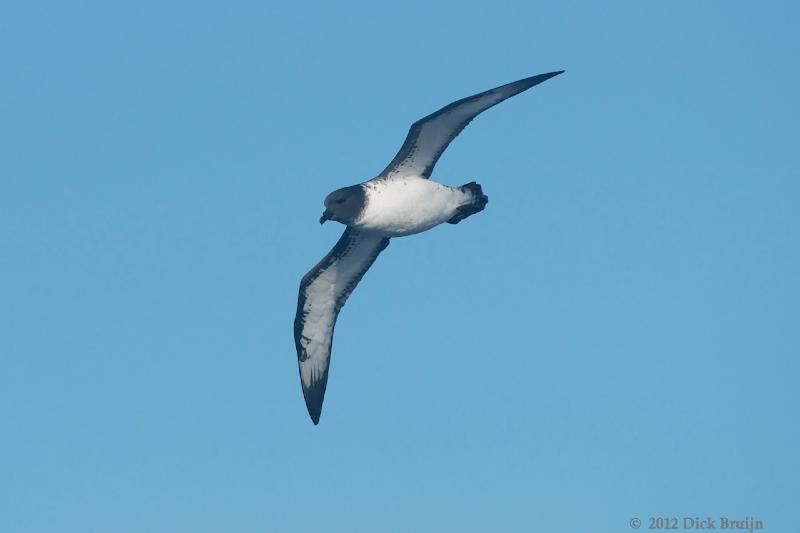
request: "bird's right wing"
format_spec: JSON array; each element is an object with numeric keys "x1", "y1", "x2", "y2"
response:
[
  {"x1": 376, "y1": 70, "x2": 564, "y2": 180},
  {"x1": 294, "y1": 227, "x2": 390, "y2": 424}
]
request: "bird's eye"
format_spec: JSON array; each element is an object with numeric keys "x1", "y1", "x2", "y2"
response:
[{"x1": 336, "y1": 198, "x2": 346, "y2": 204}]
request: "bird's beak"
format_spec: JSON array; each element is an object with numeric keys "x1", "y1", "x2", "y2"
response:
[{"x1": 319, "y1": 209, "x2": 332, "y2": 224}]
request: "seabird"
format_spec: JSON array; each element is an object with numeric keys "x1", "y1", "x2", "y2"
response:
[{"x1": 294, "y1": 71, "x2": 564, "y2": 424}]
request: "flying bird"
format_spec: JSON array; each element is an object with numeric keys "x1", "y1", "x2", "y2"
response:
[{"x1": 294, "y1": 70, "x2": 564, "y2": 424}]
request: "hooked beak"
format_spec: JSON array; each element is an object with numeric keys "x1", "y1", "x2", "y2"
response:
[{"x1": 319, "y1": 209, "x2": 332, "y2": 224}]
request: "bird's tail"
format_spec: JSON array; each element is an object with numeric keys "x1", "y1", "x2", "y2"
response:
[{"x1": 448, "y1": 182, "x2": 488, "y2": 224}]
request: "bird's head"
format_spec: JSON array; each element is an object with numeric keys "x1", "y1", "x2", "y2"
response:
[{"x1": 320, "y1": 185, "x2": 366, "y2": 225}]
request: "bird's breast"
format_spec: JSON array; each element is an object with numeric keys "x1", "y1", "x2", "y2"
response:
[{"x1": 353, "y1": 178, "x2": 468, "y2": 237}]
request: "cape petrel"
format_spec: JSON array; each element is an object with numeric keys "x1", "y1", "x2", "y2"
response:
[{"x1": 294, "y1": 71, "x2": 564, "y2": 424}]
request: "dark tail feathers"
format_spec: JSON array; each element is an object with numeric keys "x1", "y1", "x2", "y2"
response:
[{"x1": 447, "y1": 182, "x2": 488, "y2": 224}]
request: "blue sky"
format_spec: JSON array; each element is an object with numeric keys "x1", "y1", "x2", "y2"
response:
[{"x1": 1, "y1": 1, "x2": 798, "y2": 532}]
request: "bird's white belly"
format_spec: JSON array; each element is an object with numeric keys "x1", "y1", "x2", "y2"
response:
[{"x1": 354, "y1": 177, "x2": 469, "y2": 237}]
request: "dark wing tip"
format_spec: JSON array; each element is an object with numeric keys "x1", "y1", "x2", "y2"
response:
[
  {"x1": 519, "y1": 70, "x2": 565, "y2": 87},
  {"x1": 305, "y1": 394, "x2": 322, "y2": 425},
  {"x1": 302, "y1": 378, "x2": 326, "y2": 425}
]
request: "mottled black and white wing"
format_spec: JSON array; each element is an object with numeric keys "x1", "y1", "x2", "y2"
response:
[
  {"x1": 377, "y1": 71, "x2": 564, "y2": 180},
  {"x1": 294, "y1": 228, "x2": 390, "y2": 424}
]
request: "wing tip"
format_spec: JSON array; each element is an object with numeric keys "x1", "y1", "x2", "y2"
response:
[
  {"x1": 303, "y1": 382, "x2": 326, "y2": 425},
  {"x1": 531, "y1": 69, "x2": 566, "y2": 82},
  {"x1": 304, "y1": 394, "x2": 323, "y2": 425},
  {"x1": 507, "y1": 70, "x2": 565, "y2": 92}
]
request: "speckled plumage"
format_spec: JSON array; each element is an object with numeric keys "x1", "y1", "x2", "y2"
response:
[{"x1": 294, "y1": 71, "x2": 564, "y2": 424}]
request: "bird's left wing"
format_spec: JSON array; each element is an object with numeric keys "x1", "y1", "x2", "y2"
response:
[
  {"x1": 376, "y1": 70, "x2": 564, "y2": 180},
  {"x1": 294, "y1": 227, "x2": 390, "y2": 424}
]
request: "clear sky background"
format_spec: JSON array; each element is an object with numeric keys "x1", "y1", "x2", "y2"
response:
[{"x1": 1, "y1": 1, "x2": 798, "y2": 532}]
